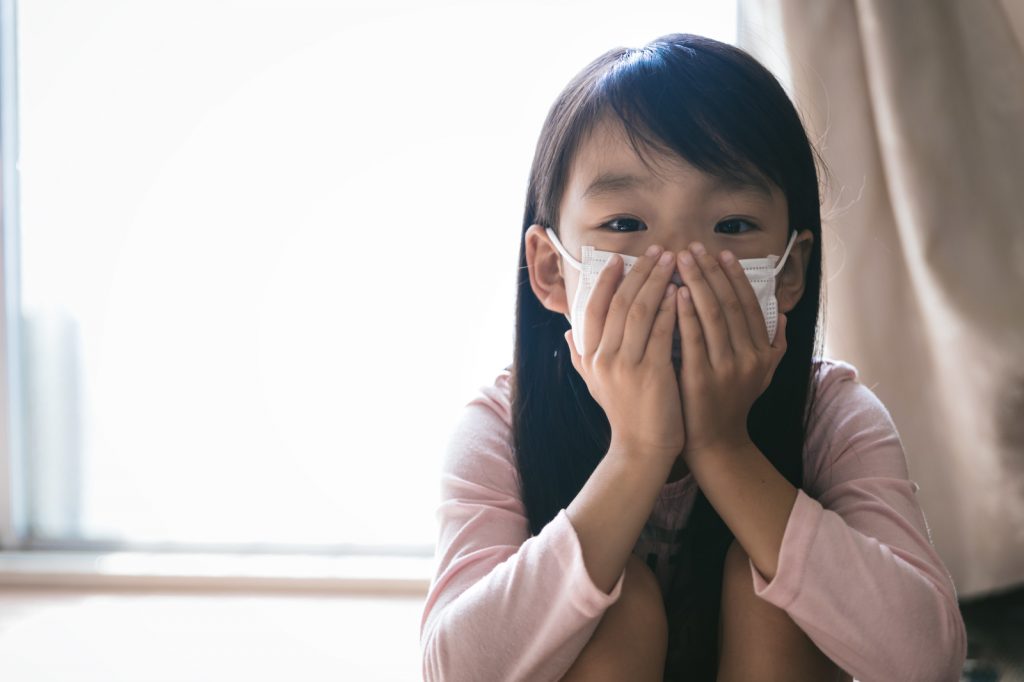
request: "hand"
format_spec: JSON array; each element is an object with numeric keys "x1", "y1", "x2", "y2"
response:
[
  {"x1": 563, "y1": 245, "x2": 685, "y2": 464},
  {"x1": 674, "y1": 241, "x2": 788, "y2": 460}
]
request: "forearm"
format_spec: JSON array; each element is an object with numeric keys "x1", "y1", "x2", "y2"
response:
[
  {"x1": 686, "y1": 440, "x2": 797, "y2": 582},
  {"x1": 422, "y1": 507, "x2": 629, "y2": 682},
  {"x1": 727, "y1": 482, "x2": 968, "y2": 681},
  {"x1": 566, "y1": 442, "x2": 675, "y2": 593}
]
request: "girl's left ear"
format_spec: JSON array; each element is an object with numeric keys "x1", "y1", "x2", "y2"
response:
[{"x1": 776, "y1": 229, "x2": 815, "y2": 314}]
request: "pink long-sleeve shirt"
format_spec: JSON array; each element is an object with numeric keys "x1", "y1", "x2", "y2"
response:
[{"x1": 419, "y1": 357, "x2": 967, "y2": 682}]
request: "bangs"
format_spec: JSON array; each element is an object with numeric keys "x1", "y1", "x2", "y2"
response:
[{"x1": 590, "y1": 40, "x2": 788, "y2": 198}]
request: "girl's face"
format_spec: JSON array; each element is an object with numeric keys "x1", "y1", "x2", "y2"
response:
[{"x1": 526, "y1": 114, "x2": 814, "y2": 333}]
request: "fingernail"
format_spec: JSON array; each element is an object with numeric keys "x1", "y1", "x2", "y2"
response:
[
  {"x1": 646, "y1": 244, "x2": 662, "y2": 257},
  {"x1": 679, "y1": 251, "x2": 695, "y2": 266},
  {"x1": 721, "y1": 250, "x2": 735, "y2": 264},
  {"x1": 691, "y1": 242, "x2": 706, "y2": 256},
  {"x1": 658, "y1": 251, "x2": 673, "y2": 267}
]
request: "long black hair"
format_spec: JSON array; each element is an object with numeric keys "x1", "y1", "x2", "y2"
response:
[{"x1": 510, "y1": 34, "x2": 828, "y2": 681}]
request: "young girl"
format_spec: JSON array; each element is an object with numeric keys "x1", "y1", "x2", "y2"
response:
[{"x1": 419, "y1": 34, "x2": 967, "y2": 682}]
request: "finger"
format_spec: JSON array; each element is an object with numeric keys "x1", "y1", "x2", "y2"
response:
[
  {"x1": 692, "y1": 245, "x2": 753, "y2": 360},
  {"x1": 721, "y1": 249, "x2": 771, "y2": 350},
  {"x1": 677, "y1": 285, "x2": 711, "y2": 374},
  {"x1": 771, "y1": 312, "x2": 788, "y2": 352},
  {"x1": 598, "y1": 245, "x2": 666, "y2": 356},
  {"x1": 643, "y1": 281, "x2": 678, "y2": 365},
  {"x1": 762, "y1": 313, "x2": 788, "y2": 394},
  {"x1": 580, "y1": 254, "x2": 624, "y2": 356},
  {"x1": 678, "y1": 244, "x2": 731, "y2": 369},
  {"x1": 564, "y1": 329, "x2": 583, "y2": 375},
  {"x1": 621, "y1": 250, "x2": 677, "y2": 364}
]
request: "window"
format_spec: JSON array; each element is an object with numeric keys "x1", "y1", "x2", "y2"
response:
[{"x1": 0, "y1": 0, "x2": 737, "y2": 555}]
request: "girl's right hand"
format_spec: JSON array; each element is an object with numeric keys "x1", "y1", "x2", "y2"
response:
[{"x1": 563, "y1": 245, "x2": 685, "y2": 464}]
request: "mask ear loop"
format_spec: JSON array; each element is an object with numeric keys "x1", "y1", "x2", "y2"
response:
[
  {"x1": 771, "y1": 229, "x2": 800, "y2": 278},
  {"x1": 545, "y1": 227, "x2": 583, "y2": 326},
  {"x1": 545, "y1": 227, "x2": 583, "y2": 271}
]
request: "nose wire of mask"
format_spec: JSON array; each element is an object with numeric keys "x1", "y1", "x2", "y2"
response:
[{"x1": 545, "y1": 227, "x2": 798, "y2": 353}]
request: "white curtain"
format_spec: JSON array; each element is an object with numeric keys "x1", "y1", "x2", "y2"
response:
[{"x1": 737, "y1": 0, "x2": 1024, "y2": 599}]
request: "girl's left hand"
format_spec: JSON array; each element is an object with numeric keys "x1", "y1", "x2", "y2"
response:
[{"x1": 674, "y1": 241, "x2": 788, "y2": 460}]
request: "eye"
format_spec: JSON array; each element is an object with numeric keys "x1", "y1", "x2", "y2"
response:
[
  {"x1": 715, "y1": 218, "x2": 758, "y2": 235},
  {"x1": 600, "y1": 216, "x2": 647, "y2": 232}
]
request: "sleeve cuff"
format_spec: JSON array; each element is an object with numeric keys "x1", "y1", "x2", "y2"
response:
[
  {"x1": 555, "y1": 508, "x2": 626, "y2": 615},
  {"x1": 749, "y1": 488, "x2": 823, "y2": 609}
]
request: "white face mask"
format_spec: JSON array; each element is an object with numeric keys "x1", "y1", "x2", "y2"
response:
[{"x1": 545, "y1": 227, "x2": 798, "y2": 356}]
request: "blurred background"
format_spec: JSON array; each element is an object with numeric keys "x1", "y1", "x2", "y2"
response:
[{"x1": 0, "y1": 0, "x2": 1020, "y2": 680}]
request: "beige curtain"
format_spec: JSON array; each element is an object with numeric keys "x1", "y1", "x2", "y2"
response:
[{"x1": 737, "y1": 0, "x2": 1024, "y2": 599}]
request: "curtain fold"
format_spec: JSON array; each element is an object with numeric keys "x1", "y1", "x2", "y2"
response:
[{"x1": 738, "y1": 0, "x2": 1024, "y2": 598}]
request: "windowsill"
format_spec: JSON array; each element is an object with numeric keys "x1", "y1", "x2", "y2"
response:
[{"x1": 0, "y1": 551, "x2": 433, "y2": 595}]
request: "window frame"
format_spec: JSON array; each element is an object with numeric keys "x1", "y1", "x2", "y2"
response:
[{"x1": 0, "y1": 1, "x2": 430, "y2": 590}]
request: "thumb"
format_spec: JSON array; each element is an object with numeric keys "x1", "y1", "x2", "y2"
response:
[
  {"x1": 772, "y1": 313, "x2": 788, "y2": 351},
  {"x1": 564, "y1": 330, "x2": 582, "y2": 374},
  {"x1": 764, "y1": 314, "x2": 787, "y2": 393}
]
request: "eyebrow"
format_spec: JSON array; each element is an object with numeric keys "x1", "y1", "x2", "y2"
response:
[
  {"x1": 708, "y1": 174, "x2": 775, "y2": 202},
  {"x1": 581, "y1": 172, "x2": 657, "y2": 200},
  {"x1": 580, "y1": 170, "x2": 774, "y2": 202}
]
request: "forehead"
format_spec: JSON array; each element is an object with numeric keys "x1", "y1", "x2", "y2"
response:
[
  {"x1": 568, "y1": 116, "x2": 686, "y2": 189},
  {"x1": 562, "y1": 115, "x2": 777, "y2": 207}
]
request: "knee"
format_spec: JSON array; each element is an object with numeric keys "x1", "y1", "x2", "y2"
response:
[
  {"x1": 718, "y1": 538, "x2": 846, "y2": 682},
  {"x1": 621, "y1": 553, "x2": 668, "y2": 640},
  {"x1": 611, "y1": 554, "x2": 669, "y2": 672},
  {"x1": 724, "y1": 537, "x2": 749, "y2": 576},
  {"x1": 602, "y1": 555, "x2": 669, "y2": 660},
  {"x1": 561, "y1": 554, "x2": 668, "y2": 681}
]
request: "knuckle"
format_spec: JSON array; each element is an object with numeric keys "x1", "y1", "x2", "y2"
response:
[
  {"x1": 628, "y1": 299, "x2": 650, "y2": 320},
  {"x1": 726, "y1": 298, "x2": 744, "y2": 316},
  {"x1": 608, "y1": 295, "x2": 628, "y2": 317},
  {"x1": 624, "y1": 263, "x2": 646, "y2": 284}
]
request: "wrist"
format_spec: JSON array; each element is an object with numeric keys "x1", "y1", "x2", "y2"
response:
[
  {"x1": 683, "y1": 436, "x2": 755, "y2": 464},
  {"x1": 607, "y1": 438, "x2": 682, "y2": 467}
]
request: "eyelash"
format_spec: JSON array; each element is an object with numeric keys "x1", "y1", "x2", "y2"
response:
[{"x1": 600, "y1": 216, "x2": 759, "y2": 234}]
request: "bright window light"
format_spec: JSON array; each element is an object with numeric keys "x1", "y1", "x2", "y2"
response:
[{"x1": 14, "y1": 0, "x2": 737, "y2": 551}]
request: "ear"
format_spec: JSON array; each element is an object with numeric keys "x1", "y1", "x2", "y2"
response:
[
  {"x1": 776, "y1": 229, "x2": 815, "y2": 314},
  {"x1": 525, "y1": 223, "x2": 572, "y2": 316}
]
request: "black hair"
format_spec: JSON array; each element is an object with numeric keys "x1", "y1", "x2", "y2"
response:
[{"x1": 510, "y1": 33, "x2": 827, "y2": 680}]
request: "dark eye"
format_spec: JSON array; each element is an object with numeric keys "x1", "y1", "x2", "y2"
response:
[
  {"x1": 715, "y1": 218, "x2": 758, "y2": 235},
  {"x1": 601, "y1": 216, "x2": 647, "y2": 232}
]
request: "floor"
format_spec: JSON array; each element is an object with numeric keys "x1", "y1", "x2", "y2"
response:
[
  {"x1": 0, "y1": 587, "x2": 424, "y2": 681},
  {"x1": 0, "y1": 584, "x2": 1020, "y2": 681}
]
